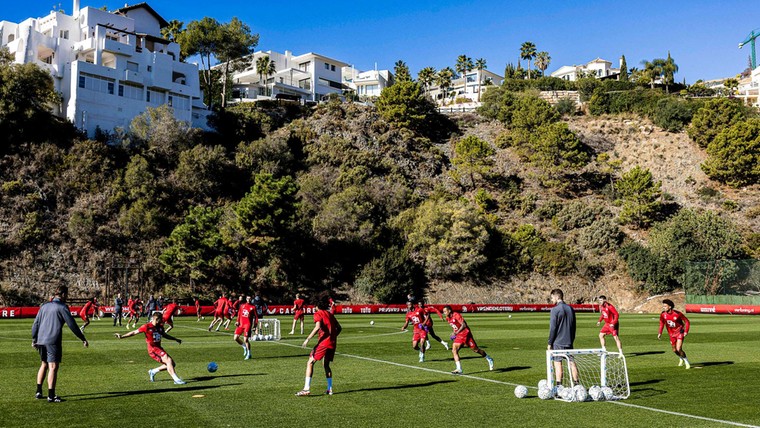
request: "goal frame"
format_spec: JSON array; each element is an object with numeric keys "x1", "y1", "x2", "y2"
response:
[
  {"x1": 546, "y1": 348, "x2": 630, "y2": 400},
  {"x1": 255, "y1": 318, "x2": 281, "y2": 341}
]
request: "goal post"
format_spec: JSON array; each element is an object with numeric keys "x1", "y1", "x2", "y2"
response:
[
  {"x1": 546, "y1": 348, "x2": 630, "y2": 400},
  {"x1": 254, "y1": 318, "x2": 281, "y2": 340}
]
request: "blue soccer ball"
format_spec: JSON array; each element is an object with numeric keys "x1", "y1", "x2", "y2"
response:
[{"x1": 207, "y1": 362, "x2": 218, "y2": 373}]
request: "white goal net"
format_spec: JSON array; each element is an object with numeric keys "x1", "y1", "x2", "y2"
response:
[
  {"x1": 546, "y1": 349, "x2": 630, "y2": 400},
  {"x1": 253, "y1": 318, "x2": 281, "y2": 341}
]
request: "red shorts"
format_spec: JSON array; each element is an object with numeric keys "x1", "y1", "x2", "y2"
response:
[
  {"x1": 294, "y1": 310, "x2": 304, "y2": 320},
  {"x1": 412, "y1": 325, "x2": 428, "y2": 343},
  {"x1": 162, "y1": 316, "x2": 174, "y2": 327},
  {"x1": 147, "y1": 345, "x2": 167, "y2": 363},
  {"x1": 234, "y1": 324, "x2": 252, "y2": 336},
  {"x1": 454, "y1": 332, "x2": 478, "y2": 350},
  {"x1": 214, "y1": 309, "x2": 224, "y2": 318},
  {"x1": 600, "y1": 323, "x2": 619, "y2": 336},
  {"x1": 668, "y1": 331, "x2": 685, "y2": 346},
  {"x1": 79, "y1": 312, "x2": 88, "y2": 322},
  {"x1": 311, "y1": 344, "x2": 335, "y2": 362}
]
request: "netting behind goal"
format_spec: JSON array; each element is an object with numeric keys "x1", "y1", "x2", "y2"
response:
[
  {"x1": 684, "y1": 259, "x2": 760, "y2": 305},
  {"x1": 254, "y1": 318, "x2": 281, "y2": 341},
  {"x1": 546, "y1": 349, "x2": 630, "y2": 400}
]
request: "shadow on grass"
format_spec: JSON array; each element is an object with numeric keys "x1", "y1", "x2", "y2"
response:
[
  {"x1": 426, "y1": 355, "x2": 482, "y2": 362},
  {"x1": 626, "y1": 351, "x2": 665, "y2": 357},
  {"x1": 629, "y1": 379, "x2": 663, "y2": 387},
  {"x1": 191, "y1": 373, "x2": 265, "y2": 381},
  {"x1": 338, "y1": 380, "x2": 457, "y2": 394},
  {"x1": 490, "y1": 365, "x2": 531, "y2": 374},
  {"x1": 68, "y1": 383, "x2": 241, "y2": 400},
  {"x1": 696, "y1": 361, "x2": 733, "y2": 368}
]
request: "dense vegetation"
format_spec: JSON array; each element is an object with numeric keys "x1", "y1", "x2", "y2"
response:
[{"x1": 0, "y1": 58, "x2": 757, "y2": 306}]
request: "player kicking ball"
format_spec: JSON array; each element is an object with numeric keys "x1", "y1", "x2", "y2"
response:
[
  {"x1": 442, "y1": 306, "x2": 493, "y2": 374},
  {"x1": 658, "y1": 299, "x2": 691, "y2": 369},
  {"x1": 115, "y1": 312, "x2": 186, "y2": 384}
]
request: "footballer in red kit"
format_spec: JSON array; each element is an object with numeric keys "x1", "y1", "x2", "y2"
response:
[
  {"x1": 115, "y1": 312, "x2": 186, "y2": 384},
  {"x1": 297, "y1": 294, "x2": 341, "y2": 396},
  {"x1": 400, "y1": 301, "x2": 429, "y2": 362},
  {"x1": 78, "y1": 298, "x2": 98, "y2": 332},
  {"x1": 234, "y1": 296, "x2": 258, "y2": 360},
  {"x1": 161, "y1": 300, "x2": 180, "y2": 332},
  {"x1": 417, "y1": 301, "x2": 450, "y2": 350},
  {"x1": 194, "y1": 296, "x2": 203, "y2": 321},
  {"x1": 442, "y1": 306, "x2": 493, "y2": 374},
  {"x1": 289, "y1": 293, "x2": 306, "y2": 335},
  {"x1": 208, "y1": 293, "x2": 228, "y2": 332},
  {"x1": 658, "y1": 299, "x2": 691, "y2": 369},
  {"x1": 596, "y1": 295, "x2": 623, "y2": 354}
]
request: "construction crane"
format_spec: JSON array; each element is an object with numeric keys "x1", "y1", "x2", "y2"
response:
[{"x1": 739, "y1": 29, "x2": 760, "y2": 70}]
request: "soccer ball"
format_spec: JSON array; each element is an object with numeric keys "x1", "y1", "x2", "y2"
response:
[
  {"x1": 257, "y1": 334, "x2": 263, "y2": 341},
  {"x1": 573, "y1": 385, "x2": 588, "y2": 402},
  {"x1": 265, "y1": 334, "x2": 273, "y2": 340},
  {"x1": 538, "y1": 379, "x2": 548, "y2": 390},
  {"x1": 554, "y1": 384, "x2": 565, "y2": 396},
  {"x1": 538, "y1": 387, "x2": 553, "y2": 400},
  {"x1": 559, "y1": 387, "x2": 574, "y2": 401},
  {"x1": 514, "y1": 385, "x2": 528, "y2": 398},
  {"x1": 264, "y1": 323, "x2": 269, "y2": 328},
  {"x1": 588, "y1": 386, "x2": 604, "y2": 401},
  {"x1": 601, "y1": 386, "x2": 614, "y2": 401},
  {"x1": 370, "y1": 320, "x2": 375, "y2": 325},
  {"x1": 207, "y1": 362, "x2": 218, "y2": 373}
]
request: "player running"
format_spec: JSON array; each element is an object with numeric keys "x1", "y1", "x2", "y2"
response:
[
  {"x1": 194, "y1": 296, "x2": 203, "y2": 322},
  {"x1": 658, "y1": 299, "x2": 691, "y2": 369},
  {"x1": 78, "y1": 298, "x2": 99, "y2": 332},
  {"x1": 208, "y1": 293, "x2": 230, "y2": 332},
  {"x1": 161, "y1": 299, "x2": 180, "y2": 333},
  {"x1": 400, "y1": 301, "x2": 429, "y2": 362},
  {"x1": 417, "y1": 301, "x2": 449, "y2": 350},
  {"x1": 442, "y1": 305, "x2": 493, "y2": 374},
  {"x1": 596, "y1": 295, "x2": 623, "y2": 354},
  {"x1": 126, "y1": 296, "x2": 142, "y2": 329},
  {"x1": 234, "y1": 296, "x2": 258, "y2": 360},
  {"x1": 289, "y1": 293, "x2": 305, "y2": 335},
  {"x1": 296, "y1": 295, "x2": 342, "y2": 396},
  {"x1": 115, "y1": 312, "x2": 186, "y2": 385},
  {"x1": 223, "y1": 295, "x2": 242, "y2": 330}
]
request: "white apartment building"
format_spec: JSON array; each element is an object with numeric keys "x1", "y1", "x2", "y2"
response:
[
  {"x1": 0, "y1": 1, "x2": 208, "y2": 136},
  {"x1": 428, "y1": 69, "x2": 504, "y2": 104},
  {"x1": 227, "y1": 50, "x2": 349, "y2": 103},
  {"x1": 550, "y1": 58, "x2": 621, "y2": 81},
  {"x1": 342, "y1": 68, "x2": 394, "y2": 100}
]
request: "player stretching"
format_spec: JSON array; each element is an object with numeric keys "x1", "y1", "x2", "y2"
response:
[
  {"x1": 115, "y1": 312, "x2": 186, "y2": 384},
  {"x1": 417, "y1": 301, "x2": 449, "y2": 350},
  {"x1": 596, "y1": 295, "x2": 623, "y2": 354},
  {"x1": 78, "y1": 298, "x2": 99, "y2": 332},
  {"x1": 234, "y1": 296, "x2": 258, "y2": 360},
  {"x1": 400, "y1": 301, "x2": 429, "y2": 362},
  {"x1": 297, "y1": 295, "x2": 342, "y2": 396},
  {"x1": 289, "y1": 293, "x2": 305, "y2": 335},
  {"x1": 208, "y1": 293, "x2": 229, "y2": 332},
  {"x1": 658, "y1": 299, "x2": 691, "y2": 369},
  {"x1": 161, "y1": 299, "x2": 180, "y2": 333},
  {"x1": 442, "y1": 306, "x2": 493, "y2": 374}
]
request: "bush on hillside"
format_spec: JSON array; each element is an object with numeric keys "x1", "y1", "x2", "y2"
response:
[
  {"x1": 701, "y1": 118, "x2": 760, "y2": 187},
  {"x1": 687, "y1": 97, "x2": 750, "y2": 148}
]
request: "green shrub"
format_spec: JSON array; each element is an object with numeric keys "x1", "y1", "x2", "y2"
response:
[
  {"x1": 618, "y1": 241, "x2": 675, "y2": 293},
  {"x1": 701, "y1": 118, "x2": 760, "y2": 187},
  {"x1": 555, "y1": 98, "x2": 578, "y2": 116},
  {"x1": 355, "y1": 247, "x2": 424, "y2": 303},
  {"x1": 688, "y1": 98, "x2": 749, "y2": 148},
  {"x1": 577, "y1": 218, "x2": 623, "y2": 253},
  {"x1": 534, "y1": 199, "x2": 563, "y2": 220},
  {"x1": 553, "y1": 200, "x2": 606, "y2": 230},
  {"x1": 652, "y1": 97, "x2": 693, "y2": 132}
]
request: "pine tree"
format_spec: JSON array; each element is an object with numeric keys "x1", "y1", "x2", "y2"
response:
[{"x1": 619, "y1": 55, "x2": 629, "y2": 82}]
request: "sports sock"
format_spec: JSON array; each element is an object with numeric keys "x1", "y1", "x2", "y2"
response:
[
  {"x1": 326, "y1": 377, "x2": 333, "y2": 390},
  {"x1": 441, "y1": 340, "x2": 447, "y2": 345},
  {"x1": 36, "y1": 384, "x2": 42, "y2": 394},
  {"x1": 48, "y1": 388, "x2": 55, "y2": 399},
  {"x1": 170, "y1": 372, "x2": 181, "y2": 382},
  {"x1": 455, "y1": 361, "x2": 462, "y2": 371},
  {"x1": 304, "y1": 377, "x2": 312, "y2": 391},
  {"x1": 149, "y1": 368, "x2": 158, "y2": 376}
]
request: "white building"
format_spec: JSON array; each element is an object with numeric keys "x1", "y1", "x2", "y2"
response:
[
  {"x1": 0, "y1": 1, "x2": 208, "y2": 136},
  {"x1": 550, "y1": 58, "x2": 621, "y2": 81},
  {"x1": 428, "y1": 69, "x2": 504, "y2": 104},
  {"x1": 227, "y1": 50, "x2": 349, "y2": 103},
  {"x1": 342, "y1": 68, "x2": 394, "y2": 100}
]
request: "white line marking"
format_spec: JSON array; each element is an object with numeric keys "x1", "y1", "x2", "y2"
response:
[{"x1": 609, "y1": 401, "x2": 759, "y2": 428}]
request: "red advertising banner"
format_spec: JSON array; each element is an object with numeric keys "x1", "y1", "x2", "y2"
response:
[{"x1": 685, "y1": 304, "x2": 760, "y2": 315}]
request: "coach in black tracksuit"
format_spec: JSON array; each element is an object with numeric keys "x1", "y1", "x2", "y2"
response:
[{"x1": 547, "y1": 288, "x2": 577, "y2": 387}]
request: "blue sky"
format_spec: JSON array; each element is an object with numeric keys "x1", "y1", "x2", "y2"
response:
[{"x1": 5, "y1": 1, "x2": 760, "y2": 82}]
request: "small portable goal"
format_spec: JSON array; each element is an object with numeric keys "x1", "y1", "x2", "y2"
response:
[
  {"x1": 546, "y1": 348, "x2": 630, "y2": 400},
  {"x1": 254, "y1": 318, "x2": 281, "y2": 341}
]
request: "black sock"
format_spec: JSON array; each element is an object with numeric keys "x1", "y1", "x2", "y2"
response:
[
  {"x1": 48, "y1": 388, "x2": 55, "y2": 398},
  {"x1": 36, "y1": 384, "x2": 42, "y2": 394}
]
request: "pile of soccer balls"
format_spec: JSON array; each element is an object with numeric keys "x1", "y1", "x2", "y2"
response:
[
  {"x1": 513, "y1": 379, "x2": 615, "y2": 402},
  {"x1": 251, "y1": 334, "x2": 274, "y2": 341}
]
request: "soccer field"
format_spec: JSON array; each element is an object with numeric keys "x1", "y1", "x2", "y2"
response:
[{"x1": 1, "y1": 312, "x2": 758, "y2": 427}]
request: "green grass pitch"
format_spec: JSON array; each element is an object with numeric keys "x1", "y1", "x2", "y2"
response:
[{"x1": 1, "y1": 312, "x2": 758, "y2": 427}]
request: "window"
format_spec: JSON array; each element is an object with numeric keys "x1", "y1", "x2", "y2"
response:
[
  {"x1": 324, "y1": 62, "x2": 330, "y2": 70},
  {"x1": 169, "y1": 93, "x2": 190, "y2": 111},
  {"x1": 147, "y1": 89, "x2": 165, "y2": 105},
  {"x1": 59, "y1": 30, "x2": 69, "y2": 39},
  {"x1": 299, "y1": 61, "x2": 311, "y2": 72},
  {"x1": 127, "y1": 62, "x2": 139, "y2": 72},
  {"x1": 118, "y1": 83, "x2": 143, "y2": 100},
  {"x1": 331, "y1": 65, "x2": 335, "y2": 72},
  {"x1": 78, "y1": 72, "x2": 115, "y2": 95},
  {"x1": 147, "y1": 65, "x2": 152, "y2": 72}
]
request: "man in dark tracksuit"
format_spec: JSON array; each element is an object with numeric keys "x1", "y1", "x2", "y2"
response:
[
  {"x1": 32, "y1": 285, "x2": 89, "y2": 402},
  {"x1": 113, "y1": 293, "x2": 124, "y2": 326},
  {"x1": 547, "y1": 288, "x2": 578, "y2": 388}
]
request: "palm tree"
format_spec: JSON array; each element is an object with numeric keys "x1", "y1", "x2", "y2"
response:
[
  {"x1": 256, "y1": 55, "x2": 276, "y2": 97},
  {"x1": 418, "y1": 66, "x2": 437, "y2": 98},
  {"x1": 161, "y1": 19, "x2": 184, "y2": 42},
  {"x1": 455, "y1": 55, "x2": 474, "y2": 98},
  {"x1": 474, "y1": 58, "x2": 487, "y2": 102},
  {"x1": 641, "y1": 59, "x2": 664, "y2": 89},
  {"x1": 534, "y1": 51, "x2": 551, "y2": 78},
  {"x1": 436, "y1": 67, "x2": 454, "y2": 104},
  {"x1": 661, "y1": 52, "x2": 678, "y2": 93},
  {"x1": 520, "y1": 41, "x2": 537, "y2": 79}
]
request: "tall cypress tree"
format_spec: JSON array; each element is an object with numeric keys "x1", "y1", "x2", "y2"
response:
[{"x1": 619, "y1": 55, "x2": 629, "y2": 82}]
